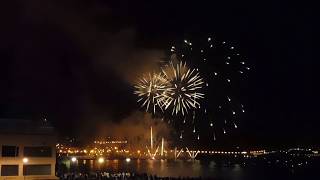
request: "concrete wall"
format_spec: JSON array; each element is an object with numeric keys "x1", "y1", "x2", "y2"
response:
[{"x1": 0, "y1": 134, "x2": 57, "y2": 180}]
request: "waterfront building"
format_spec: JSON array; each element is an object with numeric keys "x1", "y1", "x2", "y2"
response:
[{"x1": 0, "y1": 118, "x2": 57, "y2": 179}]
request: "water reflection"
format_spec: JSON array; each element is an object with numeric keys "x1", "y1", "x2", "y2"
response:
[{"x1": 73, "y1": 159, "x2": 316, "y2": 179}]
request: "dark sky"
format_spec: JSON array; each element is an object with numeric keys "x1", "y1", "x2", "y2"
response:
[{"x1": 0, "y1": 1, "x2": 318, "y2": 147}]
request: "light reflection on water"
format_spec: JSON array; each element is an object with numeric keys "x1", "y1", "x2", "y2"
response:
[{"x1": 77, "y1": 159, "x2": 245, "y2": 178}]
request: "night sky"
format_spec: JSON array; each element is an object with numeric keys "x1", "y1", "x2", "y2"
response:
[{"x1": 0, "y1": 1, "x2": 317, "y2": 147}]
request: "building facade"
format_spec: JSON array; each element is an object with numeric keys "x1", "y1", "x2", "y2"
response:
[{"x1": 0, "y1": 119, "x2": 57, "y2": 179}]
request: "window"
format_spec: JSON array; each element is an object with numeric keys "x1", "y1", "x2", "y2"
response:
[
  {"x1": 24, "y1": 146, "x2": 52, "y2": 157},
  {"x1": 1, "y1": 165, "x2": 19, "y2": 176},
  {"x1": 23, "y1": 165, "x2": 51, "y2": 175},
  {"x1": 1, "y1": 146, "x2": 19, "y2": 157}
]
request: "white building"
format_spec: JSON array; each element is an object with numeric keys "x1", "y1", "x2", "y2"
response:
[{"x1": 0, "y1": 118, "x2": 57, "y2": 179}]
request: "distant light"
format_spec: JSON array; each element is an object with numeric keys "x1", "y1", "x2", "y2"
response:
[
  {"x1": 125, "y1": 158, "x2": 131, "y2": 162},
  {"x1": 98, "y1": 157, "x2": 104, "y2": 164},
  {"x1": 230, "y1": 46, "x2": 234, "y2": 49},
  {"x1": 210, "y1": 123, "x2": 213, "y2": 127},
  {"x1": 22, "y1": 158, "x2": 29, "y2": 163},
  {"x1": 208, "y1": 37, "x2": 211, "y2": 41},
  {"x1": 71, "y1": 157, "x2": 77, "y2": 162}
]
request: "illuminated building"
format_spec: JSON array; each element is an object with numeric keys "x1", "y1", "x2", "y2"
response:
[{"x1": 0, "y1": 118, "x2": 57, "y2": 179}]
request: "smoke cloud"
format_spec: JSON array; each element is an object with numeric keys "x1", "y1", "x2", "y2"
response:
[
  {"x1": 0, "y1": 0, "x2": 168, "y2": 138},
  {"x1": 79, "y1": 111, "x2": 173, "y2": 148}
]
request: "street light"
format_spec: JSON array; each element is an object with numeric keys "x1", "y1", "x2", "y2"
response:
[
  {"x1": 98, "y1": 157, "x2": 104, "y2": 164},
  {"x1": 22, "y1": 157, "x2": 29, "y2": 163},
  {"x1": 71, "y1": 157, "x2": 77, "y2": 162},
  {"x1": 22, "y1": 158, "x2": 28, "y2": 180}
]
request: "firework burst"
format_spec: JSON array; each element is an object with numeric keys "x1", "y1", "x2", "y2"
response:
[
  {"x1": 161, "y1": 59, "x2": 204, "y2": 116},
  {"x1": 134, "y1": 73, "x2": 169, "y2": 114}
]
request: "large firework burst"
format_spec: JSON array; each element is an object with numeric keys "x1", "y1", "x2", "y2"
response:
[
  {"x1": 134, "y1": 35, "x2": 250, "y2": 142},
  {"x1": 161, "y1": 59, "x2": 204, "y2": 116},
  {"x1": 134, "y1": 73, "x2": 169, "y2": 114}
]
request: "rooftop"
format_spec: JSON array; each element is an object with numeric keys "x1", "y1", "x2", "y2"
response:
[{"x1": 0, "y1": 118, "x2": 55, "y2": 135}]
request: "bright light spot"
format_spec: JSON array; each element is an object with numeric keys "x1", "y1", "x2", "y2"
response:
[
  {"x1": 22, "y1": 158, "x2": 29, "y2": 163},
  {"x1": 98, "y1": 157, "x2": 104, "y2": 164},
  {"x1": 200, "y1": 49, "x2": 204, "y2": 53},
  {"x1": 222, "y1": 41, "x2": 226, "y2": 44},
  {"x1": 126, "y1": 158, "x2": 131, "y2": 162},
  {"x1": 225, "y1": 61, "x2": 229, "y2": 65},
  {"x1": 230, "y1": 46, "x2": 234, "y2": 49},
  {"x1": 234, "y1": 123, "x2": 238, "y2": 128},
  {"x1": 210, "y1": 44, "x2": 213, "y2": 48},
  {"x1": 227, "y1": 79, "x2": 231, "y2": 82},
  {"x1": 214, "y1": 72, "x2": 218, "y2": 76},
  {"x1": 208, "y1": 37, "x2": 211, "y2": 41},
  {"x1": 227, "y1": 56, "x2": 231, "y2": 59},
  {"x1": 71, "y1": 157, "x2": 77, "y2": 162},
  {"x1": 210, "y1": 123, "x2": 213, "y2": 127}
]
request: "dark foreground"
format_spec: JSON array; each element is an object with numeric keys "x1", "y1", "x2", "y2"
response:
[{"x1": 59, "y1": 172, "x2": 211, "y2": 180}]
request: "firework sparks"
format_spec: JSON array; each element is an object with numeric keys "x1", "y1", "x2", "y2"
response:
[
  {"x1": 161, "y1": 60, "x2": 205, "y2": 116},
  {"x1": 134, "y1": 73, "x2": 169, "y2": 114},
  {"x1": 168, "y1": 36, "x2": 249, "y2": 140}
]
